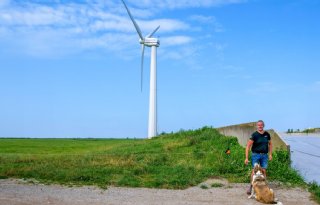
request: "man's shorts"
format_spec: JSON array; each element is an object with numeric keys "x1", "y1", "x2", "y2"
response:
[{"x1": 251, "y1": 153, "x2": 268, "y2": 169}]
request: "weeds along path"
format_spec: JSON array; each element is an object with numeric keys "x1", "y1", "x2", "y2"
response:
[{"x1": 0, "y1": 178, "x2": 317, "y2": 205}]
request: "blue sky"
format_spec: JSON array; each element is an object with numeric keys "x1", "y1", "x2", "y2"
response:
[{"x1": 0, "y1": 0, "x2": 319, "y2": 138}]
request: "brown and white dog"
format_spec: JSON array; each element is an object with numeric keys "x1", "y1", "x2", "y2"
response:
[{"x1": 248, "y1": 163, "x2": 282, "y2": 204}]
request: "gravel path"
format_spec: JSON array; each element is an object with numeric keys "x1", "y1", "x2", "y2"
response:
[{"x1": 0, "y1": 178, "x2": 317, "y2": 205}]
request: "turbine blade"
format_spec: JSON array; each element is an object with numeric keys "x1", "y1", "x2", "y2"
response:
[
  {"x1": 140, "y1": 44, "x2": 145, "y2": 92},
  {"x1": 146, "y1": 25, "x2": 160, "y2": 38},
  {"x1": 121, "y1": 0, "x2": 144, "y2": 40}
]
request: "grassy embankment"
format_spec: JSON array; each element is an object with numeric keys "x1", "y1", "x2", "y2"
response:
[{"x1": 0, "y1": 127, "x2": 319, "y2": 202}]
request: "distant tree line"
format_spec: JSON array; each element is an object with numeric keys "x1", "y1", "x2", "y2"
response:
[
  {"x1": 302, "y1": 128, "x2": 320, "y2": 133},
  {"x1": 287, "y1": 128, "x2": 320, "y2": 134},
  {"x1": 287, "y1": 129, "x2": 299, "y2": 133}
]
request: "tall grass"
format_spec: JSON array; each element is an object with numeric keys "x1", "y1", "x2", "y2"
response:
[{"x1": 0, "y1": 127, "x2": 315, "y2": 196}]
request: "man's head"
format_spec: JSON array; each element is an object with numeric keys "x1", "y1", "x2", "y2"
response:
[{"x1": 257, "y1": 120, "x2": 265, "y2": 132}]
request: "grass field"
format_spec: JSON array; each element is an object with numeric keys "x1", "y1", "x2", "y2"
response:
[{"x1": 0, "y1": 127, "x2": 319, "y2": 202}]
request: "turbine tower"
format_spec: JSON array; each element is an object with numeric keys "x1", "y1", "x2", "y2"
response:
[{"x1": 121, "y1": 0, "x2": 160, "y2": 139}]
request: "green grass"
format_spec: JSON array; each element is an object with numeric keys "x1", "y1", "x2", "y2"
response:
[
  {"x1": 200, "y1": 184, "x2": 209, "y2": 189},
  {"x1": 309, "y1": 182, "x2": 320, "y2": 203},
  {"x1": 0, "y1": 126, "x2": 319, "y2": 203},
  {"x1": 211, "y1": 182, "x2": 224, "y2": 188}
]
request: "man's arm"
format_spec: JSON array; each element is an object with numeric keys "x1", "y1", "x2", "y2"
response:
[
  {"x1": 245, "y1": 140, "x2": 254, "y2": 165},
  {"x1": 268, "y1": 140, "x2": 273, "y2": 161}
]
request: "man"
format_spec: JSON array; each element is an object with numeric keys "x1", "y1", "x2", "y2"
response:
[{"x1": 244, "y1": 120, "x2": 273, "y2": 195}]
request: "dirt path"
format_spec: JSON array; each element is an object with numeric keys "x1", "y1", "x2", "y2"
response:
[{"x1": 0, "y1": 178, "x2": 317, "y2": 205}]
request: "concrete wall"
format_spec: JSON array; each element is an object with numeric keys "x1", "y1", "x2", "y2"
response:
[{"x1": 217, "y1": 122, "x2": 289, "y2": 152}]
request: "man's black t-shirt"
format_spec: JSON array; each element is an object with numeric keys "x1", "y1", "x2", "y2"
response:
[{"x1": 250, "y1": 131, "x2": 271, "y2": 154}]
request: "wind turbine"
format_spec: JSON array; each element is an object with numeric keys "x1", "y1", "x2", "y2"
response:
[{"x1": 121, "y1": 0, "x2": 160, "y2": 139}]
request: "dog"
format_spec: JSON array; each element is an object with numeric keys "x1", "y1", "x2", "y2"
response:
[{"x1": 248, "y1": 163, "x2": 282, "y2": 204}]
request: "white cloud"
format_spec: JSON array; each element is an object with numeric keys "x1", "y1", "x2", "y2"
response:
[
  {"x1": 0, "y1": 0, "x2": 9, "y2": 8},
  {"x1": 159, "y1": 45, "x2": 200, "y2": 61},
  {"x1": 0, "y1": 0, "x2": 246, "y2": 58},
  {"x1": 190, "y1": 15, "x2": 224, "y2": 32},
  {"x1": 0, "y1": 5, "x2": 76, "y2": 26},
  {"x1": 79, "y1": 33, "x2": 137, "y2": 51},
  {"x1": 1, "y1": 28, "x2": 77, "y2": 57},
  {"x1": 0, "y1": 1, "x2": 191, "y2": 57},
  {"x1": 139, "y1": 19, "x2": 189, "y2": 34},
  {"x1": 190, "y1": 15, "x2": 215, "y2": 23},
  {"x1": 161, "y1": 36, "x2": 192, "y2": 47},
  {"x1": 90, "y1": 17, "x2": 189, "y2": 34},
  {"x1": 127, "y1": 0, "x2": 247, "y2": 9}
]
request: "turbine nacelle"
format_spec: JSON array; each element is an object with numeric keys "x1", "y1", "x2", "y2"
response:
[{"x1": 141, "y1": 38, "x2": 160, "y2": 47}]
